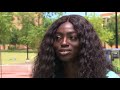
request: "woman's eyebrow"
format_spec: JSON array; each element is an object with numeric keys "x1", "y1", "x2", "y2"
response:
[
  {"x1": 67, "y1": 32, "x2": 77, "y2": 34},
  {"x1": 56, "y1": 31, "x2": 76, "y2": 34},
  {"x1": 55, "y1": 31, "x2": 77, "y2": 36},
  {"x1": 55, "y1": 32, "x2": 63, "y2": 35}
]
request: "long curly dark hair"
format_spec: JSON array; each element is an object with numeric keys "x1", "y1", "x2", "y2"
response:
[{"x1": 32, "y1": 15, "x2": 113, "y2": 78}]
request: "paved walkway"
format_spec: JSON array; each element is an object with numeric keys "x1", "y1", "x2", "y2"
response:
[
  {"x1": 1, "y1": 64, "x2": 120, "y2": 78},
  {"x1": 0, "y1": 64, "x2": 33, "y2": 78}
]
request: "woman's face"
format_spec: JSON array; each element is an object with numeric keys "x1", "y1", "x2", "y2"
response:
[{"x1": 53, "y1": 22, "x2": 80, "y2": 62}]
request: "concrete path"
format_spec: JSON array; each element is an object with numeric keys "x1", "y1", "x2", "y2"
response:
[{"x1": 0, "y1": 64, "x2": 32, "y2": 78}]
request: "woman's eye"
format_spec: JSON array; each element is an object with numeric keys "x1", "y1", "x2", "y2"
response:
[
  {"x1": 69, "y1": 36, "x2": 78, "y2": 41},
  {"x1": 55, "y1": 35, "x2": 62, "y2": 41}
]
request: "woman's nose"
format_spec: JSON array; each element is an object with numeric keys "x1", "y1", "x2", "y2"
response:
[{"x1": 61, "y1": 37, "x2": 69, "y2": 47}]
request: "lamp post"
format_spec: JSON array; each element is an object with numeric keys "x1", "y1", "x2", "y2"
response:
[
  {"x1": 26, "y1": 43, "x2": 29, "y2": 60},
  {"x1": 115, "y1": 12, "x2": 118, "y2": 48},
  {"x1": 24, "y1": 14, "x2": 29, "y2": 63}
]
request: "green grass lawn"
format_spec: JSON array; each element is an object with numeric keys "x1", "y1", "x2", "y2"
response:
[
  {"x1": 1, "y1": 51, "x2": 120, "y2": 73},
  {"x1": 1, "y1": 52, "x2": 37, "y2": 65},
  {"x1": 112, "y1": 59, "x2": 120, "y2": 73}
]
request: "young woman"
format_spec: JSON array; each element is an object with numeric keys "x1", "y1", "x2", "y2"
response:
[{"x1": 32, "y1": 15, "x2": 120, "y2": 78}]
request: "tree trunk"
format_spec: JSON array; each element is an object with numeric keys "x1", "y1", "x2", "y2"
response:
[{"x1": 3, "y1": 44, "x2": 5, "y2": 50}]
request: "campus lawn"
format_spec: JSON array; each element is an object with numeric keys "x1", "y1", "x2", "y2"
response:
[
  {"x1": 112, "y1": 59, "x2": 120, "y2": 73},
  {"x1": 1, "y1": 52, "x2": 120, "y2": 73},
  {"x1": 1, "y1": 52, "x2": 37, "y2": 65}
]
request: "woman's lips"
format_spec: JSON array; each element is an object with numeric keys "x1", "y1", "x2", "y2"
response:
[{"x1": 58, "y1": 49, "x2": 71, "y2": 56}]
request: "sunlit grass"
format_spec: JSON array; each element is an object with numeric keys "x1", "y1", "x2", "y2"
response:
[
  {"x1": 1, "y1": 52, "x2": 37, "y2": 65},
  {"x1": 1, "y1": 52, "x2": 120, "y2": 73},
  {"x1": 112, "y1": 59, "x2": 120, "y2": 73},
  {"x1": 112, "y1": 59, "x2": 120, "y2": 67}
]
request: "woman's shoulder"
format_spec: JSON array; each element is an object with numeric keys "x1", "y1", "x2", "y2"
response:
[{"x1": 106, "y1": 70, "x2": 120, "y2": 78}]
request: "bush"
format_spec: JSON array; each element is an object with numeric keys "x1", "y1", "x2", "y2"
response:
[
  {"x1": 113, "y1": 66, "x2": 120, "y2": 73},
  {"x1": 112, "y1": 59, "x2": 120, "y2": 73},
  {"x1": 8, "y1": 46, "x2": 16, "y2": 50}
]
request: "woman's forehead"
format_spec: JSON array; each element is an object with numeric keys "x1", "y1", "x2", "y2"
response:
[
  {"x1": 58, "y1": 22, "x2": 73, "y2": 29},
  {"x1": 56, "y1": 22, "x2": 75, "y2": 32}
]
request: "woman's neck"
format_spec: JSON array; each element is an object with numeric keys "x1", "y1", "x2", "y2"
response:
[{"x1": 63, "y1": 62, "x2": 78, "y2": 78}]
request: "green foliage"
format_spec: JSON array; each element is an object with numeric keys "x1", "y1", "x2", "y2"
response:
[
  {"x1": 14, "y1": 12, "x2": 35, "y2": 46},
  {"x1": 85, "y1": 13, "x2": 114, "y2": 43},
  {"x1": 10, "y1": 28, "x2": 20, "y2": 45},
  {"x1": 43, "y1": 12, "x2": 64, "y2": 19},
  {"x1": 43, "y1": 17, "x2": 53, "y2": 28},
  {"x1": 0, "y1": 12, "x2": 13, "y2": 44},
  {"x1": 0, "y1": 12, "x2": 64, "y2": 49},
  {"x1": 8, "y1": 45, "x2": 16, "y2": 50},
  {"x1": 11, "y1": 12, "x2": 64, "y2": 49},
  {"x1": 27, "y1": 26, "x2": 46, "y2": 49},
  {"x1": 106, "y1": 14, "x2": 120, "y2": 46},
  {"x1": 112, "y1": 59, "x2": 120, "y2": 73},
  {"x1": 107, "y1": 38, "x2": 115, "y2": 47}
]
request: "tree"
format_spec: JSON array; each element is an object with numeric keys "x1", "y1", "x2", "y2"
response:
[
  {"x1": 85, "y1": 13, "x2": 114, "y2": 46},
  {"x1": 0, "y1": 12, "x2": 13, "y2": 65},
  {"x1": 0, "y1": 12, "x2": 13, "y2": 49},
  {"x1": 11, "y1": 12, "x2": 64, "y2": 49},
  {"x1": 106, "y1": 14, "x2": 120, "y2": 47},
  {"x1": 9, "y1": 28, "x2": 20, "y2": 49},
  {"x1": 26, "y1": 13, "x2": 60, "y2": 49},
  {"x1": 18, "y1": 13, "x2": 34, "y2": 45}
]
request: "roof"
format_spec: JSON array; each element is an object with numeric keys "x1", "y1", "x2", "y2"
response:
[{"x1": 100, "y1": 12, "x2": 120, "y2": 18}]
